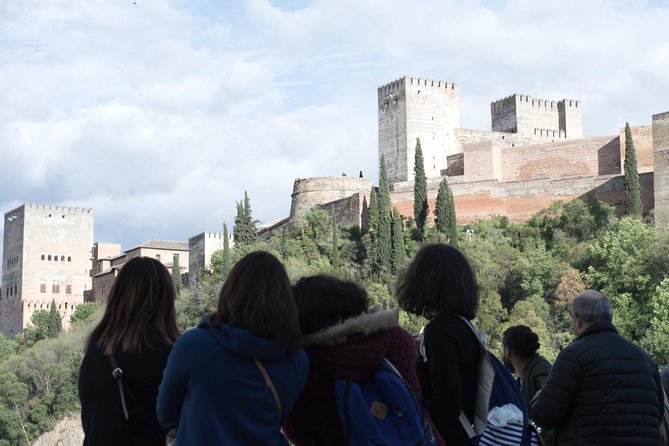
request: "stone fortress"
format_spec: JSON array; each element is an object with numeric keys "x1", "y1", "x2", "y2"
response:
[
  {"x1": 2, "y1": 76, "x2": 668, "y2": 336},
  {"x1": 377, "y1": 76, "x2": 668, "y2": 226}
]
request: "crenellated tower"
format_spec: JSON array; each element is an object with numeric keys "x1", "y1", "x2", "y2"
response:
[{"x1": 378, "y1": 76, "x2": 460, "y2": 184}]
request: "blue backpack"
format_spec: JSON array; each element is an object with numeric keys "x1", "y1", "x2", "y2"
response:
[
  {"x1": 455, "y1": 316, "x2": 541, "y2": 446},
  {"x1": 334, "y1": 358, "x2": 437, "y2": 446}
]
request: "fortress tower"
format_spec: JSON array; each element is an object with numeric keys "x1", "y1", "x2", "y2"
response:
[
  {"x1": 1, "y1": 204, "x2": 93, "y2": 337},
  {"x1": 378, "y1": 77, "x2": 460, "y2": 184},
  {"x1": 491, "y1": 94, "x2": 583, "y2": 139},
  {"x1": 653, "y1": 111, "x2": 669, "y2": 230}
]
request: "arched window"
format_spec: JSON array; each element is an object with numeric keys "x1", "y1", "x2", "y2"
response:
[
  {"x1": 54, "y1": 256, "x2": 59, "y2": 262},
  {"x1": 66, "y1": 284, "x2": 72, "y2": 294},
  {"x1": 40, "y1": 284, "x2": 46, "y2": 293},
  {"x1": 41, "y1": 255, "x2": 45, "y2": 260},
  {"x1": 48, "y1": 255, "x2": 52, "y2": 261},
  {"x1": 60, "y1": 255, "x2": 65, "y2": 261},
  {"x1": 67, "y1": 256, "x2": 71, "y2": 262}
]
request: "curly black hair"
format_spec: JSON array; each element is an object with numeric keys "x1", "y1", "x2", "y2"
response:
[
  {"x1": 396, "y1": 243, "x2": 478, "y2": 320},
  {"x1": 503, "y1": 325, "x2": 541, "y2": 359},
  {"x1": 292, "y1": 275, "x2": 369, "y2": 336}
]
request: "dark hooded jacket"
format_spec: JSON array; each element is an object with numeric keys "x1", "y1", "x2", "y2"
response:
[
  {"x1": 283, "y1": 309, "x2": 444, "y2": 446},
  {"x1": 529, "y1": 320, "x2": 664, "y2": 446},
  {"x1": 157, "y1": 316, "x2": 308, "y2": 446}
]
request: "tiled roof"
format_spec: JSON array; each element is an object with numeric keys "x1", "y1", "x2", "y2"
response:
[{"x1": 134, "y1": 240, "x2": 188, "y2": 251}]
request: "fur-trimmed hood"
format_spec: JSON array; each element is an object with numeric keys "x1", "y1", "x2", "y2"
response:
[{"x1": 304, "y1": 308, "x2": 399, "y2": 347}]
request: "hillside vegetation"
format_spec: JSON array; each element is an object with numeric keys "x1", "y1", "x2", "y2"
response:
[{"x1": 1, "y1": 198, "x2": 668, "y2": 445}]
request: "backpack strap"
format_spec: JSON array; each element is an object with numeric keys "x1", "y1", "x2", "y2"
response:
[
  {"x1": 254, "y1": 358, "x2": 283, "y2": 421},
  {"x1": 109, "y1": 355, "x2": 130, "y2": 420}
]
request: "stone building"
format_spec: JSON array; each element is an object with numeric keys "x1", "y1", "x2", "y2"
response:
[
  {"x1": 379, "y1": 76, "x2": 663, "y2": 223},
  {"x1": 1, "y1": 204, "x2": 93, "y2": 337},
  {"x1": 91, "y1": 240, "x2": 188, "y2": 305},
  {"x1": 187, "y1": 232, "x2": 232, "y2": 286}
]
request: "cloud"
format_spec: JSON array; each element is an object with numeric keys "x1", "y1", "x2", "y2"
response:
[{"x1": 0, "y1": 0, "x2": 668, "y2": 257}]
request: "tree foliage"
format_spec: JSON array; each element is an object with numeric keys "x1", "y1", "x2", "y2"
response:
[
  {"x1": 391, "y1": 208, "x2": 405, "y2": 274},
  {"x1": 623, "y1": 122, "x2": 643, "y2": 217},
  {"x1": 434, "y1": 178, "x2": 457, "y2": 246},
  {"x1": 413, "y1": 138, "x2": 428, "y2": 240},
  {"x1": 233, "y1": 191, "x2": 257, "y2": 245},
  {"x1": 377, "y1": 156, "x2": 392, "y2": 272}
]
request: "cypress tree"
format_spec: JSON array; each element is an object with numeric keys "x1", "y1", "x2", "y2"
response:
[
  {"x1": 172, "y1": 254, "x2": 181, "y2": 293},
  {"x1": 377, "y1": 155, "x2": 392, "y2": 272},
  {"x1": 47, "y1": 300, "x2": 62, "y2": 338},
  {"x1": 435, "y1": 178, "x2": 458, "y2": 246},
  {"x1": 331, "y1": 211, "x2": 339, "y2": 269},
  {"x1": 391, "y1": 207, "x2": 405, "y2": 273},
  {"x1": 623, "y1": 122, "x2": 643, "y2": 217},
  {"x1": 413, "y1": 138, "x2": 428, "y2": 240},
  {"x1": 367, "y1": 187, "x2": 379, "y2": 234},
  {"x1": 222, "y1": 223, "x2": 231, "y2": 276},
  {"x1": 233, "y1": 191, "x2": 257, "y2": 245}
]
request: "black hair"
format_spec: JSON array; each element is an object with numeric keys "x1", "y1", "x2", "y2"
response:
[
  {"x1": 396, "y1": 243, "x2": 478, "y2": 320},
  {"x1": 292, "y1": 275, "x2": 369, "y2": 336},
  {"x1": 503, "y1": 325, "x2": 541, "y2": 359}
]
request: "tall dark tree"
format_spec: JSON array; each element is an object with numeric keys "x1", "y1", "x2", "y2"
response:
[
  {"x1": 47, "y1": 300, "x2": 62, "y2": 338},
  {"x1": 233, "y1": 191, "x2": 257, "y2": 245},
  {"x1": 331, "y1": 210, "x2": 339, "y2": 269},
  {"x1": 413, "y1": 138, "x2": 428, "y2": 240},
  {"x1": 377, "y1": 155, "x2": 392, "y2": 272},
  {"x1": 623, "y1": 122, "x2": 643, "y2": 217},
  {"x1": 367, "y1": 187, "x2": 379, "y2": 234},
  {"x1": 172, "y1": 254, "x2": 181, "y2": 293},
  {"x1": 434, "y1": 178, "x2": 458, "y2": 246},
  {"x1": 391, "y1": 208, "x2": 405, "y2": 274},
  {"x1": 222, "y1": 223, "x2": 231, "y2": 276}
]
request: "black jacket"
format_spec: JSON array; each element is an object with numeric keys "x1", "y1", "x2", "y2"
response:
[
  {"x1": 79, "y1": 342, "x2": 171, "y2": 446},
  {"x1": 417, "y1": 314, "x2": 481, "y2": 446},
  {"x1": 529, "y1": 320, "x2": 663, "y2": 446}
]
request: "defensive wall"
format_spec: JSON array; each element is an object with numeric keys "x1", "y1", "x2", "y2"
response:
[
  {"x1": 289, "y1": 177, "x2": 372, "y2": 229},
  {"x1": 188, "y1": 232, "x2": 228, "y2": 286},
  {"x1": 491, "y1": 94, "x2": 583, "y2": 138},
  {"x1": 654, "y1": 112, "x2": 669, "y2": 230}
]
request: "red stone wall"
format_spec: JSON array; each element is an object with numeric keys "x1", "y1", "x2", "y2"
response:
[{"x1": 619, "y1": 125, "x2": 654, "y2": 173}]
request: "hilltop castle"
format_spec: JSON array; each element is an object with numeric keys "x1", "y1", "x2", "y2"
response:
[{"x1": 376, "y1": 76, "x2": 668, "y2": 226}]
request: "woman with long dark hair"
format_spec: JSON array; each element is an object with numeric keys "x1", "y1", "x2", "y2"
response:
[
  {"x1": 79, "y1": 256, "x2": 180, "y2": 446},
  {"x1": 397, "y1": 243, "x2": 480, "y2": 445},
  {"x1": 157, "y1": 251, "x2": 308, "y2": 445}
]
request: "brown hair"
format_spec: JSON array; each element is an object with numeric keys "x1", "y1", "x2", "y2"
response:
[
  {"x1": 86, "y1": 256, "x2": 180, "y2": 355},
  {"x1": 397, "y1": 243, "x2": 479, "y2": 320},
  {"x1": 210, "y1": 251, "x2": 302, "y2": 356}
]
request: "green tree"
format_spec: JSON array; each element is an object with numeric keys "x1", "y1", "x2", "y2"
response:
[
  {"x1": 434, "y1": 178, "x2": 457, "y2": 246},
  {"x1": 377, "y1": 155, "x2": 392, "y2": 272},
  {"x1": 391, "y1": 208, "x2": 405, "y2": 273},
  {"x1": 623, "y1": 122, "x2": 643, "y2": 217},
  {"x1": 46, "y1": 300, "x2": 62, "y2": 339},
  {"x1": 233, "y1": 191, "x2": 257, "y2": 245},
  {"x1": 69, "y1": 302, "x2": 98, "y2": 326},
  {"x1": 331, "y1": 211, "x2": 339, "y2": 269},
  {"x1": 172, "y1": 254, "x2": 181, "y2": 294},
  {"x1": 413, "y1": 138, "x2": 428, "y2": 240},
  {"x1": 641, "y1": 278, "x2": 669, "y2": 365},
  {"x1": 222, "y1": 223, "x2": 231, "y2": 275}
]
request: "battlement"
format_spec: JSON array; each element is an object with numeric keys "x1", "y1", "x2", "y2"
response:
[
  {"x1": 188, "y1": 232, "x2": 226, "y2": 242},
  {"x1": 533, "y1": 128, "x2": 566, "y2": 139},
  {"x1": 25, "y1": 203, "x2": 93, "y2": 213},
  {"x1": 378, "y1": 76, "x2": 457, "y2": 94}
]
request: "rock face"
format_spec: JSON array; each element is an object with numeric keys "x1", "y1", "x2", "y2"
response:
[{"x1": 32, "y1": 413, "x2": 83, "y2": 446}]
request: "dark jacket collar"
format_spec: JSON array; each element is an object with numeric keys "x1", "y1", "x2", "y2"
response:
[{"x1": 578, "y1": 319, "x2": 618, "y2": 338}]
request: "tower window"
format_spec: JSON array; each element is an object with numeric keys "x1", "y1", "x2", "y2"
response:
[
  {"x1": 48, "y1": 255, "x2": 52, "y2": 261},
  {"x1": 67, "y1": 256, "x2": 71, "y2": 262},
  {"x1": 40, "y1": 284, "x2": 46, "y2": 293},
  {"x1": 60, "y1": 255, "x2": 65, "y2": 261},
  {"x1": 41, "y1": 255, "x2": 45, "y2": 260},
  {"x1": 66, "y1": 284, "x2": 72, "y2": 294}
]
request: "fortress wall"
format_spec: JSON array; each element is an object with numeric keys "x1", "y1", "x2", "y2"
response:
[
  {"x1": 290, "y1": 177, "x2": 372, "y2": 228},
  {"x1": 390, "y1": 172, "x2": 654, "y2": 224},
  {"x1": 559, "y1": 99, "x2": 583, "y2": 138},
  {"x1": 499, "y1": 136, "x2": 617, "y2": 182},
  {"x1": 619, "y1": 125, "x2": 655, "y2": 173},
  {"x1": 463, "y1": 141, "x2": 502, "y2": 182},
  {"x1": 1, "y1": 206, "x2": 25, "y2": 335},
  {"x1": 188, "y1": 232, "x2": 226, "y2": 286},
  {"x1": 491, "y1": 95, "x2": 519, "y2": 132},
  {"x1": 378, "y1": 78, "x2": 408, "y2": 183},
  {"x1": 653, "y1": 112, "x2": 669, "y2": 230}
]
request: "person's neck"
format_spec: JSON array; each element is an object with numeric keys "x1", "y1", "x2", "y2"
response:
[{"x1": 514, "y1": 357, "x2": 529, "y2": 378}]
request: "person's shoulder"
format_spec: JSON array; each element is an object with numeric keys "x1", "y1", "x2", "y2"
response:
[{"x1": 172, "y1": 325, "x2": 216, "y2": 352}]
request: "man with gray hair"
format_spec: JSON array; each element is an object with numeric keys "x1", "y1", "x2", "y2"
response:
[{"x1": 530, "y1": 290, "x2": 664, "y2": 445}]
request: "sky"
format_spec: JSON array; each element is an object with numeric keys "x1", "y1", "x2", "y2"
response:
[{"x1": 1, "y1": 0, "x2": 669, "y2": 254}]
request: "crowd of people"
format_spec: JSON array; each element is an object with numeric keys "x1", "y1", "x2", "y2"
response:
[{"x1": 77, "y1": 244, "x2": 667, "y2": 445}]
